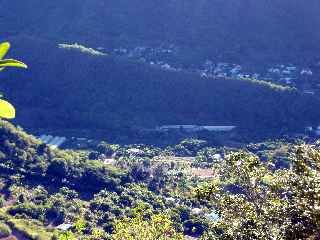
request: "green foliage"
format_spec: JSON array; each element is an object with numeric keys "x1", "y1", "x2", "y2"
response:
[
  {"x1": 0, "y1": 121, "x2": 129, "y2": 193},
  {"x1": 9, "y1": 202, "x2": 46, "y2": 220},
  {"x1": 9, "y1": 218, "x2": 56, "y2": 240},
  {"x1": 58, "y1": 43, "x2": 107, "y2": 56},
  {"x1": 58, "y1": 230, "x2": 77, "y2": 240},
  {"x1": 0, "y1": 222, "x2": 11, "y2": 238},
  {"x1": 0, "y1": 99, "x2": 15, "y2": 119},
  {"x1": 0, "y1": 59, "x2": 28, "y2": 69},
  {"x1": 0, "y1": 42, "x2": 27, "y2": 69},
  {"x1": 0, "y1": 42, "x2": 27, "y2": 119},
  {"x1": 96, "y1": 141, "x2": 114, "y2": 156},
  {"x1": 0, "y1": 196, "x2": 4, "y2": 208},
  {"x1": 169, "y1": 139, "x2": 208, "y2": 157},
  {"x1": 197, "y1": 145, "x2": 320, "y2": 239},
  {"x1": 4, "y1": 118, "x2": 320, "y2": 239},
  {"x1": 112, "y1": 213, "x2": 185, "y2": 240},
  {"x1": 74, "y1": 218, "x2": 86, "y2": 234}
]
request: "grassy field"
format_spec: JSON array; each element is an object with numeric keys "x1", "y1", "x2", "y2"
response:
[{"x1": 0, "y1": 207, "x2": 58, "y2": 240}]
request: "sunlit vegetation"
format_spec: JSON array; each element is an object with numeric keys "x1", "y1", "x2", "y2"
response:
[
  {"x1": 9, "y1": 218, "x2": 57, "y2": 240},
  {"x1": 0, "y1": 222, "x2": 11, "y2": 238},
  {"x1": 58, "y1": 43, "x2": 107, "y2": 56},
  {"x1": 1, "y1": 120, "x2": 320, "y2": 239},
  {"x1": 1, "y1": 2, "x2": 320, "y2": 239},
  {"x1": 0, "y1": 122, "x2": 204, "y2": 239},
  {"x1": 112, "y1": 213, "x2": 185, "y2": 240},
  {"x1": 0, "y1": 42, "x2": 27, "y2": 119},
  {"x1": 197, "y1": 145, "x2": 320, "y2": 239}
]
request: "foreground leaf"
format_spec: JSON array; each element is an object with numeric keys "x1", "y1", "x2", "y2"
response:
[
  {"x1": 0, "y1": 42, "x2": 10, "y2": 60},
  {"x1": 0, "y1": 59, "x2": 28, "y2": 69},
  {"x1": 0, "y1": 99, "x2": 15, "y2": 119}
]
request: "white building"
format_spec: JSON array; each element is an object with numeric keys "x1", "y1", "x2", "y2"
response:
[
  {"x1": 56, "y1": 223, "x2": 73, "y2": 231},
  {"x1": 301, "y1": 69, "x2": 313, "y2": 75},
  {"x1": 303, "y1": 90, "x2": 315, "y2": 95},
  {"x1": 157, "y1": 125, "x2": 202, "y2": 132},
  {"x1": 202, "y1": 126, "x2": 236, "y2": 132}
]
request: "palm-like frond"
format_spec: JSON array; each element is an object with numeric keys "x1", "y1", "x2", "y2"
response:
[
  {"x1": 0, "y1": 59, "x2": 28, "y2": 69},
  {"x1": 0, "y1": 42, "x2": 28, "y2": 70},
  {"x1": 0, "y1": 41, "x2": 27, "y2": 119},
  {"x1": 0, "y1": 42, "x2": 10, "y2": 60}
]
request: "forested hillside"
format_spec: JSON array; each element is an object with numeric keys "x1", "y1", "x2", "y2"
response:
[
  {"x1": 1, "y1": 118, "x2": 320, "y2": 239},
  {"x1": 0, "y1": 36, "x2": 319, "y2": 132},
  {"x1": 1, "y1": 2, "x2": 320, "y2": 239},
  {"x1": 1, "y1": 0, "x2": 320, "y2": 64},
  {"x1": 1, "y1": 1, "x2": 320, "y2": 133}
]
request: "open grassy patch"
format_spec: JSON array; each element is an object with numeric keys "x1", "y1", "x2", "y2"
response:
[
  {"x1": 8, "y1": 218, "x2": 57, "y2": 240},
  {"x1": 0, "y1": 221, "x2": 12, "y2": 238}
]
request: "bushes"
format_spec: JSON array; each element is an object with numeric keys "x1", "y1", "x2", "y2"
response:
[
  {"x1": 96, "y1": 142, "x2": 114, "y2": 156},
  {"x1": 168, "y1": 139, "x2": 208, "y2": 157},
  {"x1": 197, "y1": 145, "x2": 320, "y2": 239},
  {"x1": 0, "y1": 222, "x2": 11, "y2": 238},
  {"x1": 0, "y1": 121, "x2": 129, "y2": 193},
  {"x1": 8, "y1": 203, "x2": 45, "y2": 220},
  {"x1": 8, "y1": 218, "x2": 56, "y2": 240},
  {"x1": 112, "y1": 213, "x2": 185, "y2": 240},
  {"x1": 0, "y1": 195, "x2": 4, "y2": 208}
]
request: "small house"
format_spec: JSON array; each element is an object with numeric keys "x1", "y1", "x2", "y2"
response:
[{"x1": 56, "y1": 223, "x2": 73, "y2": 231}]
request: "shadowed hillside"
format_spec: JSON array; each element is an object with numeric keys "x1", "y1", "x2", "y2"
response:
[
  {"x1": 1, "y1": 0, "x2": 320, "y2": 64},
  {"x1": 0, "y1": 36, "x2": 319, "y2": 132},
  {"x1": 0, "y1": 1, "x2": 320, "y2": 133}
]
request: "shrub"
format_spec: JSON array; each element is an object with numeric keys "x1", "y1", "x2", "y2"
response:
[
  {"x1": 0, "y1": 195, "x2": 4, "y2": 208},
  {"x1": 96, "y1": 142, "x2": 114, "y2": 156},
  {"x1": 0, "y1": 222, "x2": 12, "y2": 238},
  {"x1": 112, "y1": 213, "x2": 185, "y2": 240},
  {"x1": 197, "y1": 145, "x2": 320, "y2": 239}
]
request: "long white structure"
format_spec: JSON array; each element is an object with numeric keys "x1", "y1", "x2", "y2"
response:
[
  {"x1": 39, "y1": 135, "x2": 67, "y2": 149},
  {"x1": 202, "y1": 126, "x2": 236, "y2": 131},
  {"x1": 157, "y1": 125, "x2": 236, "y2": 132}
]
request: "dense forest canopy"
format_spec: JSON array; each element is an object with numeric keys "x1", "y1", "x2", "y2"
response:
[
  {"x1": 0, "y1": 36, "x2": 318, "y2": 133},
  {"x1": 0, "y1": 1, "x2": 320, "y2": 133}
]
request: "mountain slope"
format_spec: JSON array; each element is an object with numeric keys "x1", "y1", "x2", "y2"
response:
[
  {"x1": 0, "y1": 2, "x2": 320, "y2": 133},
  {"x1": 1, "y1": 0, "x2": 320, "y2": 63},
  {"x1": 0, "y1": 36, "x2": 318, "y2": 132}
]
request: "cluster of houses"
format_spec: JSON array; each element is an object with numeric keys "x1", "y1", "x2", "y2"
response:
[
  {"x1": 264, "y1": 64, "x2": 313, "y2": 86},
  {"x1": 112, "y1": 45, "x2": 183, "y2": 72},
  {"x1": 113, "y1": 45, "x2": 176, "y2": 57},
  {"x1": 113, "y1": 44, "x2": 177, "y2": 65},
  {"x1": 199, "y1": 61, "x2": 315, "y2": 87},
  {"x1": 109, "y1": 44, "x2": 320, "y2": 94},
  {"x1": 199, "y1": 61, "x2": 245, "y2": 79},
  {"x1": 198, "y1": 61, "x2": 318, "y2": 94}
]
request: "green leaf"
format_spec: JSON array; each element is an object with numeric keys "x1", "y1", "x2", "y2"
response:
[
  {"x1": 0, "y1": 59, "x2": 28, "y2": 69},
  {"x1": 0, "y1": 42, "x2": 10, "y2": 60},
  {"x1": 0, "y1": 99, "x2": 15, "y2": 119}
]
